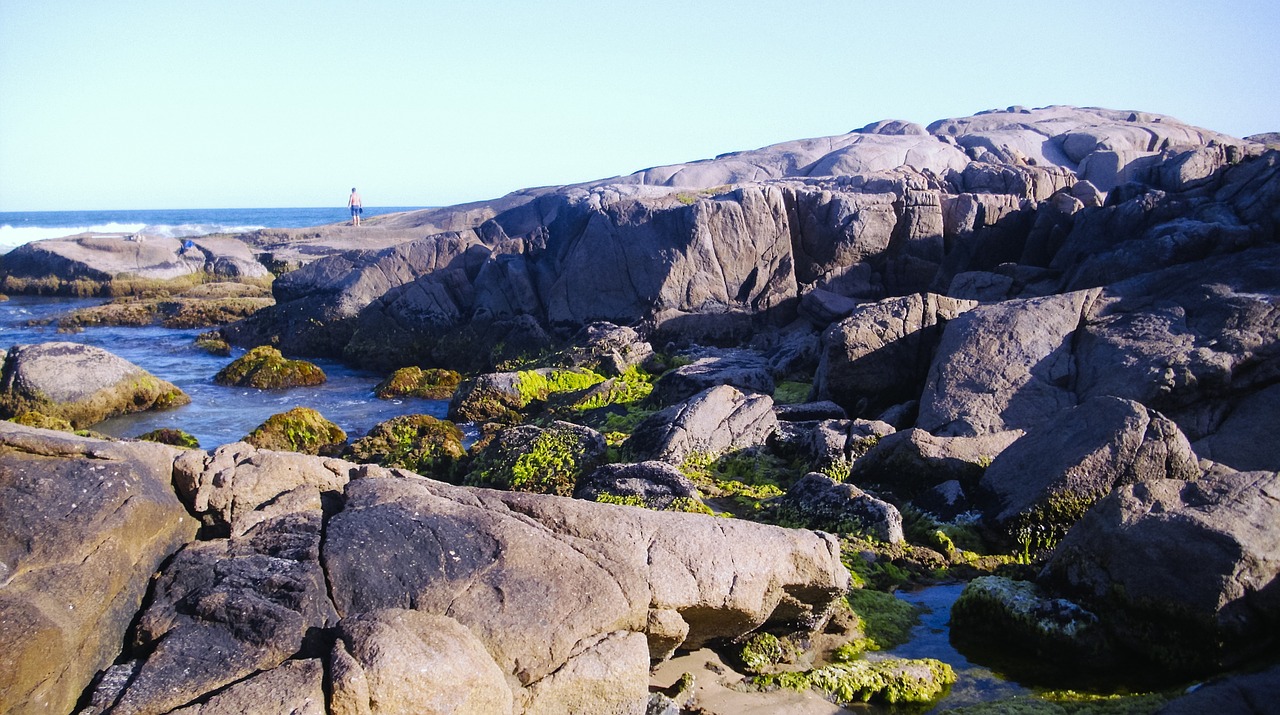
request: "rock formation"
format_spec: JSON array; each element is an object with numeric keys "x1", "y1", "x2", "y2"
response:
[{"x1": 0, "y1": 423, "x2": 850, "y2": 714}]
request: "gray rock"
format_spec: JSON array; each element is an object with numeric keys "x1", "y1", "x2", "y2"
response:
[
  {"x1": 917, "y1": 290, "x2": 1101, "y2": 436},
  {"x1": 107, "y1": 497, "x2": 337, "y2": 715},
  {"x1": 815, "y1": 293, "x2": 976, "y2": 419},
  {"x1": 323, "y1": 475, "x2": 850, "y2": 705},
  {"x1": 650, "y1": 348, "x2": 775, "y2": 407},
  {"x1": 773, "y1": 400, "x2": 847, "y2": 422},
  {"x1": 1156, "y1": 664, "x2": 1280, "y2": 714},
  {"x1": 1040, "y1": 469, "x2": 1280, "y2": 674},
  {"x1": 914, "y1": 480, "x2": 970, "y2": 520},
  {"x1": 849, "y1": 428, "x2": 1021, "y2": 498},
  {"x1": 0, "y1": 341, "x2": 189, "y2": 428},
  {"x1": 331, "y1": 609, "x2": 514, "y2": 715},
  {"x1": 0, "y1": 424, "x2": 197, "y2": 715},
  {"x1": 0, "y1": 233, "x2": 269, "y2": 290},
  {"x1": 1192, "y1": 383, "x2": 1280, "y2": 471},
  {"x1": 575, "y1": 461, "x2": 704, "y2": 511},
  {"x1": 626, "y1": 385, "x2": 778, "y2": 466},
  {"x1": 774, "y1": 473, "x2": 904, "y2": 543},
  {"x1": 981, "y1": 396, "x2": 1201, "y2": 542},
  {"x1": 949, "y1": 576, "x2": 1111, "y2": 666}
]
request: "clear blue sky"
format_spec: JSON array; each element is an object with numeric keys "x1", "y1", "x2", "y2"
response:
[{"x1": 1, "y1": 0, "x2": 1276, "y2": 211}]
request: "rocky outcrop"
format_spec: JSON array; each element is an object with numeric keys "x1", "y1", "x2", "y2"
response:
[
  {"x1": 0, "y1": 233, "x2": 271, "y2": 295},
  {"x1": 345, "y1": 413, "x2": 465, "y2": 478},
  {"x1": 0, "y1": 424, "x2": 197, "y2": 715},
  {"x1": 575, "y1": 461, "x2": 706, "y2": 511},
  {"x1": 372, "y1": 365, "x2": 462, "y2": 399},
  {"x1": 0, "y1": 423, "x2": 851, "y2": 714},
  {"x1": 0, "y1": 341, "x2": 189, "y2": 428},
  {"x1": 1039, "y1": 468, "x2": 1280, "y2": 675}
]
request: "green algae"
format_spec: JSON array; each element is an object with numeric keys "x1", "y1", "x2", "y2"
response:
[
  {"x1": 373, "y1": 367, "x2": 462, "y2": 400},
  {"x1": 244, "y1": 407, "x2": 347, "y2": 456},
  {"x1": 756, "y1": 657, "x2": 956, "y2": 706},
  {"x1": 346, "y1": 414, "x2": 465, "y2": 477},
  {"x1": 136, "y1": 428, "x2": 200, "y2": 449},
  {"x1": 214, "y1": 345, "x2": 327, "y2": 389}
]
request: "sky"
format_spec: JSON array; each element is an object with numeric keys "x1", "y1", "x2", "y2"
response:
[{"x1": 1, "y1": 0, "x2": 1277, "y2": 211}]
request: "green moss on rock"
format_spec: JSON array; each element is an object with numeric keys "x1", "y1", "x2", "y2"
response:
[
  {"x1": 374, "y1": 367, "x2": 463, "y2": 400},
  {"x1": 214, "y1": 345, "x2": 327, "y2": 389},
  {"x1": 136, "y1": 428, "x2": 200, "y2": 449},
  {"x1": 244, "y1": 407, "x2": 346, "y2": 456},
  {"x1": 845, "y1": 589, "x2": 921, "y2": 651},
  {"x1": 346, "y1": 414, "x2": 465, "y2": 477},
  {"x1": 9, "y1": 411, "x2": 74, "y2": 432},
  {"x1": 757, "y1": 657, "x2": 955, "y2": 706},
  {"x1": 466, "y1": 421, "x2": 606, "y2": 496}
]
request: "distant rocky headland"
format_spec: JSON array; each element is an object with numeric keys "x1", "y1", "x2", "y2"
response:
[{"x1": 1, "y1": 105, "x2": 1278, "y2": 714}]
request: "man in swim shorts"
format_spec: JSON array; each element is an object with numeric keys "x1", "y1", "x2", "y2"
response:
[{"x1": 348, "y1": 187, "x2": 363, "y2": 226}]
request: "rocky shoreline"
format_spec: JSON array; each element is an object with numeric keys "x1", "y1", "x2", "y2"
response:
[{"x1": 1, "y1": 105, "x2": 1278, "y2": 714}]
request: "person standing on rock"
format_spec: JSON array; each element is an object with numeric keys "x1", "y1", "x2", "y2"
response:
[{"x1": 348, "y1": 187, "x2": 363, "y2": 226}]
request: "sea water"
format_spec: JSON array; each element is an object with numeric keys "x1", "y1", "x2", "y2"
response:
[
  {"x1": 0, "y1": 206, "x2": 425, "y2": 252},
  {"x1": 0, "y1": 295, "x2": 447, "y2": 449}
]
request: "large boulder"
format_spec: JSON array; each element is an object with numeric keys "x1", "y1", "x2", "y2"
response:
[
  {"x1": 0, "y1": 341, "x2": 189, "y2": 428},
  {"x1": 1039, "y1": 468, "x2": 1280, "y2": 675},
  {"x1": 814, "y1": 293, "x2": 976, "y2": 418},
  {"x1": 980, "y1": 396, "x2": 1201, "y2": 544},
  {"x1": 626, "y1": 385, "x2": 778, "y2": 466},
  {"x1": 345, "y1": 413, "x2": 466, "y2": 478},
  {"x1": 848, "y1": 427, "x2": 1021, "y2": 498},
  {"x1": 916, "y1": 290, "x2": 1101, "y2": 436},
  {"x1": 0, "y1": 423, "x2": 198, "y2": 715},
  {"x1": 323, "y1": 475, "x2": 851, "y2": 711},
  {"x1": 243, "y1": 406, "x2": 348, "y2": 456}
]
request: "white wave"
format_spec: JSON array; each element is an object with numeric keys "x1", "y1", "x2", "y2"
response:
[{"x1": 0, "y1": 222, "x2": 267, "y2": 252}]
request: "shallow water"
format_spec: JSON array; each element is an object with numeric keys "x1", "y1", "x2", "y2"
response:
[
  {"x1": 880, "y1": 584, "x2": 1031, "y2": 713},
  {"x1": 0, "y1": 295, "x2": 447, "y2": 448}
]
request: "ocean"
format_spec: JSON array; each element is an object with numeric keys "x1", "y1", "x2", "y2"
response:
[{"x1": 0, "y1": 206, "x2": 426, "y2": 252}]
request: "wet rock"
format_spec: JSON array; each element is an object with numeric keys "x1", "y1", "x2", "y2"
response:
[
  {"x1": 243, "y1": 406, "x2": 347, "y2": 456},
  {"x1": 1040, "y1": 469, "x2": 1280, "y2": 674},
  {"x1": 950, "y1": 576, "x2": 1111, "y2": 666},
  {"x1": 0, "y1": 423, "x2": 197, "y2": 715},
  {"x1": 213, "y1": 345, "x2": 327, "y2": 388},
  {"x1": 626, "y1": 385, "x2": 777, "y2": 466},
  {"x1": 448, "y1": 367, "x2": 604, "y2": 423},
  {"x1": 136, "y1": 427, "x2": 200, "y2": 449},
  {"x1": 0, "y1": 341, "x2": 189, "y2": 428},
  {"x1": 773, "y1": 473, "x2": 904, "y2": 543},
  {"x1": 1156, "y1": 663, "x2": 1280, "y2": 714},
  {"x1": 914, "y1": 480, "x2": 970, "y2": 521}
]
